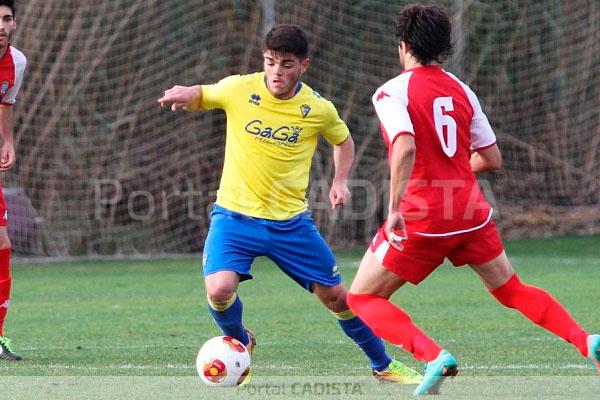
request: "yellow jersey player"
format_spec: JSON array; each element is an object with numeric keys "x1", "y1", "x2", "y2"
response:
[{"x1": 159, "y1": 24, "x2": 422, "y2": 383}]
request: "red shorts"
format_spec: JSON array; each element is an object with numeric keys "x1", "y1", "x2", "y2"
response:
[{"x1": 370, "y1": 220, "x2": 504, "y2": 285}]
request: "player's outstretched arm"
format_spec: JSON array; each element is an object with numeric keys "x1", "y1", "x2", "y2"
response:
[
  {"x1": 158, "y1": 85, "x2": 203, "y2": 112},
  {"x1": 329, "y1": 135, "x2": 354, "y2": 209},
  {"x1": 0, "y1": 105, "x2": 15, "y2": 171},
  {"x1": 471, "y1": 144, "x2": 502, "y2": 173}
]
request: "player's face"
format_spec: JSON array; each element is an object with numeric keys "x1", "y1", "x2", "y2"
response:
[
  {"x1": 263, "y1": 50, "x2": 309, "y2": 100},
  {"x1": 0, "y1": 6, "x2": 15, "y2": 49}
]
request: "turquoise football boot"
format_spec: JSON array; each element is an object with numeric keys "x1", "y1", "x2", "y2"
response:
[
  {"x1": 413, "y1": 350, "x2": 457, "y2": 396},
  {"x1": 587, "y1": 334, "x2": 600, "y2": 375}
]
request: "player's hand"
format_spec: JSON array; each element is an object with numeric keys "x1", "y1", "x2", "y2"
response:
[
  {"x1": 0, "y1": 142, "x2": 15, "y2": 171},
  {"x1": 158, "y1": 85, "x2": 199, "y2": 112},
  {"x1": 385, "y1": 210, "x2": 407, "y2": 251},
  {"x1": 329, "y1": 180, "x2": 350, "y2": 209}
]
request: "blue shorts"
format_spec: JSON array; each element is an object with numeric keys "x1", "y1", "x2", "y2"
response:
[{"x1": 202, "y1": 204, "x2": 341, "y2": 291}]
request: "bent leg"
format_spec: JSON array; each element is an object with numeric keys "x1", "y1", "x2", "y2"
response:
[
  {"x1": 347, "y1": 250, "x2": 442, "y2": 362},
  {"x1": 312, "y1": 282, "x2": 391, "y2": 371},
  {"x1": 471, "y1": 251, "x2": 588, "y2": 356},
  {"x1": 204, "y1": 271, "x2": 250, "y2": 346}
]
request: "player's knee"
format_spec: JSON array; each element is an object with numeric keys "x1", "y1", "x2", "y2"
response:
[
  {"x1": 314, "y1": 284, "x2": 348, "y2": 313},
  {"x1": 326, "y1": 295, "x2": 349, "y2": 313},
  {"x1": 0, "y1": 230, "x2": 10, "y2": 249},
  {"x1": 205, "y1": 284, "x2": 236, "y2": 303}
]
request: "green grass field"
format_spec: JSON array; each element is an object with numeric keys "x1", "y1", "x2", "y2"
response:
[{"x1": 1, "y1": 235, "x2": 599, "y2": 399}]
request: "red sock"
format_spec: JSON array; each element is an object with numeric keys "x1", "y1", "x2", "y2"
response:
[
  {"x1": 347, "y1": 292, "x2": 442, "y2": 362},
  {"x1": 491, "y1": 274, "x2": 589, "y2": 356},
  {"x1": 0, "y1": 247, "x2": 11, "y2": 337}
]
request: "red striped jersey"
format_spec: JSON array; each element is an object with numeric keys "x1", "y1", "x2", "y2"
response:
[
  {"x1": 373, "y1": 65, "x2": 496, "y2": 237},
  {"x1": 0, "y1": 45, "x2": 26, "y2": 106}
]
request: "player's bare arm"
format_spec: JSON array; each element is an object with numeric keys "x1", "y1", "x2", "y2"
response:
[
  {"x1": 386, "y1": 134, "x2": 415, "y2": 250},
  {"x1": 470, "y1": 144, "x2": 501, "y2": 173},
  {"x1": 158, "y1": 84, "x2": 202, "y2": 112},
  {"x1": 0, "y1": 105, "x2": 15, "y2": 171},
  {"x1": 329, "y1": 135, "x2": 354, "y2": 209}
]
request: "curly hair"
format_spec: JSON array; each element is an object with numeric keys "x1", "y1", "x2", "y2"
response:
[{"x1": 394, "y1": 4, "x2": 453, "y2": 65}]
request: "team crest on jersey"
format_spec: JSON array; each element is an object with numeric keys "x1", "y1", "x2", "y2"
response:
[
  {"x1": 0, "y1": 81, "x2": 8, "y2": 102},
  {"x1": 300, "y1": 104, "x2": 311, "y2": 118},
  {"x1": 249, "y1": 93, "x2": 261, "y2": 106}
]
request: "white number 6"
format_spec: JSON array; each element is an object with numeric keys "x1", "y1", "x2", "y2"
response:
[{"x1": 433, "y1": 97, "x2": 457, "y2": 157}]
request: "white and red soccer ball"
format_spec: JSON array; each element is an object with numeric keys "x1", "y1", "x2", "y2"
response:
[{"x1": 196, "y1": 336, "x2": 251, "y2": 387}]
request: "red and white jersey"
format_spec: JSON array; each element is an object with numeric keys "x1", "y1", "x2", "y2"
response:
[
  {"x1": 0, "y1": 45, "x2": 26, "y2": 106},
  {"x1": 373, "y1": 65, "x2": 496, "y2": 236}
]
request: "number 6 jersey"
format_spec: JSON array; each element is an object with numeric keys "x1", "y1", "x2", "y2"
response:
[{"x1": 373, "y1": 65, "x2": 497, "y2": 237}]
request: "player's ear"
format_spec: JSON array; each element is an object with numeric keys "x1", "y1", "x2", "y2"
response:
[
  {"x1": 300, "y1": 57, "x2": 310, "y2": 74},
  {"x1": 399, "y1": 41, "x2": 408, "y2": 55}
]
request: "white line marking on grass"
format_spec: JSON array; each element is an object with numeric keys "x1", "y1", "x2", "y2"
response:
[
  {"x1": 18, "y1": 344, "x2": 199, "y2": 351},
  {"x1": 461, "y1": 364, "x2": 590, "y2": 370},
  {"x1": 0, "y1": 363, "x2": 590, "y2": 373},
  {"x1": 0, "y1": 364, "x2": 195, "y2": 371},
  {"x1": 18, "y1": 339, "x2": 355, "y2": 352}
]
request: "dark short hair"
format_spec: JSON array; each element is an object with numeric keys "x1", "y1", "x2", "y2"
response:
[
  {"x1": 263, "y1": 24, "x2": 309, "y2": 59},
  {"x1": 394, "y1": 4, "x2": 453, "y2": 65},
  {"x1": 0, "y1": 0, "x2": 15, "y2": 17}
]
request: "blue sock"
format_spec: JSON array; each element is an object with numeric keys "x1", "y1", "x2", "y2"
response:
[
  {"x1": 207, "y1": 292, "x2": 249, "y2": 346},
  {"x1": 336, "y1": 311, "x2": 391, "y2": 371}
]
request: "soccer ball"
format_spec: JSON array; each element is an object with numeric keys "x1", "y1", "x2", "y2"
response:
[{"x1": 196, "y1": 336, "x2": 251, "y2": 387}]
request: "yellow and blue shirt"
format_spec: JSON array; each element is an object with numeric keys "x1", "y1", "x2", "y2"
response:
[{"x1": 189, "y1": 72, "x2": 349, "y2": 220}]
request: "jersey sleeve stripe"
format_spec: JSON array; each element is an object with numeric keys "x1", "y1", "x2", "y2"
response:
[
  {"x1": 391, "y1": 131, "x2": 415, "y2": 144},
  {"x1": 472, "y1": 140, "x2": 497, "y2": 151}
]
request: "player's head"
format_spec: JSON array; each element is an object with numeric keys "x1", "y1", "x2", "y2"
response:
[
  {"x1": 262, "y1": 24, "x2": 310, "y2": 100},
  {"x1": 394, "y1": 4, "x2": 453, "y2": 67},
  {"x1": 0, "y1": 0, "x2": 16, "y2": 50}
]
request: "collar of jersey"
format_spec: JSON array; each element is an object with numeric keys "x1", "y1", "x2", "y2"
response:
[
  {"x1": 262, "y1": 74, "x2": 303, "y2": 100},
  {"x1": 401, "y1": 64, "x2": 443, "y2": 74}
]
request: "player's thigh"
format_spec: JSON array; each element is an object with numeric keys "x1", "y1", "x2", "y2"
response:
[
  {"x1": 349, "y1": 250, "x2": 407, "y2": 299},
  {"x1": 446, "y1": 220, "x2": 510, "y2": 289},
  {"x1": 267, "y1": 214, "x2": 341, "y2": 291},
  {"x1": 203, "y1": 206, "x2": 267, "y2": 283},
  {"x1": 0, "y1": 191, "x2": 9, "y2": 249},
  {"x1": 469, "y1": 251, "x2": 514, "y2": 289},
  {"x1": 0, "y1": 228, "x2": 9, "y2": 249}
]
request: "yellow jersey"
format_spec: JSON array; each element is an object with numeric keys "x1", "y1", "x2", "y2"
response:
[{"x1": 190, "y1": 72, "x2": 349, "y2": 220}]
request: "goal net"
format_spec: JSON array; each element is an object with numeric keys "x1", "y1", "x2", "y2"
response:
[{"x1": 7, "y1": 0, "x2": 599, "y2": 255}]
